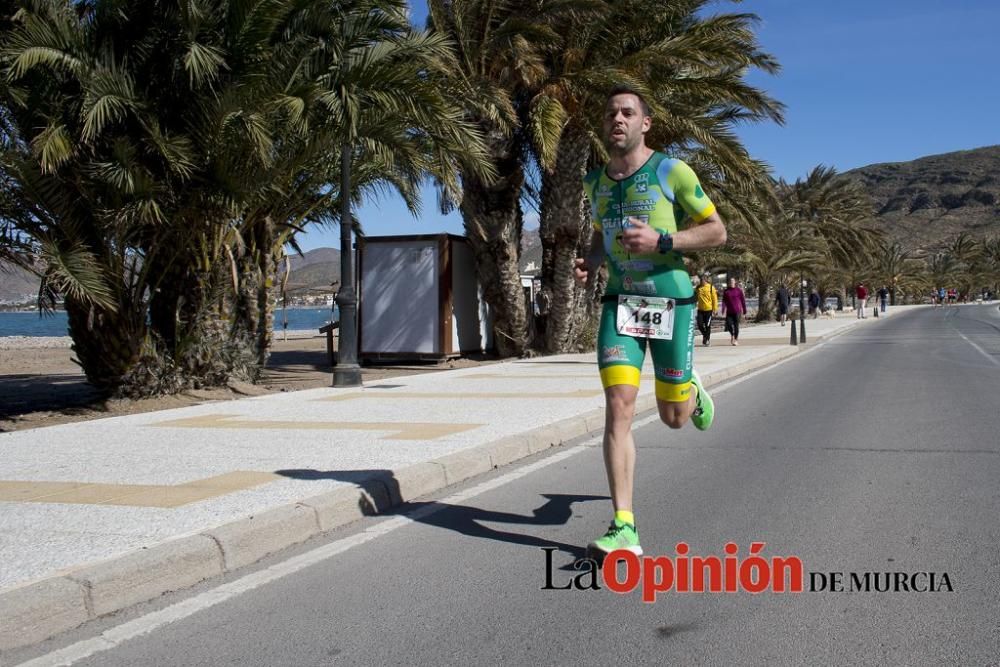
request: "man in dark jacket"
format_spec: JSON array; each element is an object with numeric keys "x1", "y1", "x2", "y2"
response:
[
  {"x1": 808, "y1": 290, "x2": 821, "y2": 318},
  {"x1": 775, "y1": 284, "x2": 790, "y2": 326}
]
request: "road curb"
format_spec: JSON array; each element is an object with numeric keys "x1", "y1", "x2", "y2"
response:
[{"x1": 0, "y1": 327, "x2": 859, "y2": 654}]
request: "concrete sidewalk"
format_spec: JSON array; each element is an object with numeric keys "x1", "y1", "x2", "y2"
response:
[{"x1": 0, "y1": 306, "x2": 920, "y2": 651}]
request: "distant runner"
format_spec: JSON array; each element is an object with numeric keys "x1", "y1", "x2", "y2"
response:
[{"x1": 574, "y1": 85, "x2": 728, "y2": 559}]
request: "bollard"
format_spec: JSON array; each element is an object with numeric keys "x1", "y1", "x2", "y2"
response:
[{"x1": 790, "y1": 316, "x2": 798, "y2": 345}]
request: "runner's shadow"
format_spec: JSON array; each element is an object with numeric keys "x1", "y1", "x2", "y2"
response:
[{"x1": 276, "y1": 469, "x2": 605, "y2": 563}]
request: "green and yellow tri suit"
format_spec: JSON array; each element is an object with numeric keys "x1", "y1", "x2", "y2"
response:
[{"x1": 583, "y1": 152, "x2": 716, "y2": 402}]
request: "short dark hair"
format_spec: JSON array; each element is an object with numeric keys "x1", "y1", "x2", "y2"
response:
[{"x1": 606, "y1": 84, "x2": 651, "y2": 117}]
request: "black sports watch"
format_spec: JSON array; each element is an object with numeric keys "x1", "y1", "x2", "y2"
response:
[{"x1": 657, "y1": 232, "x2": 674, "y2": 254}]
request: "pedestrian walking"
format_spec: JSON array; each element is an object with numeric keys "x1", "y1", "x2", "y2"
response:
[
  {"x1": 808, "y1": 290, "x2": 821, "y2": 318},
  {"x1": 856, "y1": 283, "x2": 868, "y2": 319},
  {"x1": 721, "y1": 277, "x2": 747, "y2": 345},
  {"x1": 775, "y1": 283, "x2": 790, "y2": 326},
  {"x1": 696, "y1": 273, "x2": 719, "y2": 346},
  {"x1": 878, "y1": 286, "x2": 889, "y2": 314}
]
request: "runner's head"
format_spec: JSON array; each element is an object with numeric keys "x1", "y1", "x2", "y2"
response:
[{"x1": 603, "y1": 85, "x2": 652, "y2": 156}]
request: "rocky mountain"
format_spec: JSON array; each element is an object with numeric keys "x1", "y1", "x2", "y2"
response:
[
  {"x1": 520, "y1": 228, "x2": 542, "y2": 274},
  {"x1": 280, "y1": 247, "x2": 340, "y2": 293},
  {"x1": 0, "y1": 264, "x2": 39, "y2": 303},
  {"x1": 844, "y1": 145, "x2": 1000, "y2": 252},
  {"x1": 0, "y1": 248, "x2": 343, "y2": 303}
]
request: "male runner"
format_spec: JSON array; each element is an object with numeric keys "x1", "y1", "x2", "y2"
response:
[{"x1": 573, "y1": 85, "x2": 728, "y2": 557}]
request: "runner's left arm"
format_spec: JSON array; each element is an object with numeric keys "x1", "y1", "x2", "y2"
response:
[{"x1": 668, "y1": 161, "x2": 726, "y2": 251}]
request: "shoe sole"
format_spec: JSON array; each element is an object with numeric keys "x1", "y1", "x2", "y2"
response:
[{"x1": 585, "y1": 544, "x2": 644, "y2": 565}]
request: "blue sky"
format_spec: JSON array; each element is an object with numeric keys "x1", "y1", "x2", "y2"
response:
[{"x1": 297, "y1": 0, "x2": 1000, "y2": 251}]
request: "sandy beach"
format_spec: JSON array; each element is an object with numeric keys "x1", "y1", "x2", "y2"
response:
[{"x1": 0, "y1": 331, "x2": 499, "y2": 432}]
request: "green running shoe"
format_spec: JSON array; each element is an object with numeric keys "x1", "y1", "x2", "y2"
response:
[
  {"x1": 587, "y1": 519, "x2": 642, "y2": 556},
  {"x1": 690, "y1": 369, "x2": 714, "y2": 431}
]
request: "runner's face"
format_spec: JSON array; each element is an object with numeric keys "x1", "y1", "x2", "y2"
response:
[{"x1": 603, "y1": 94, "x2": 649, "y2": 155}]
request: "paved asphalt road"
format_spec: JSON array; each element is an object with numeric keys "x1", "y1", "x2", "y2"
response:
[{"x1": 13, "y1": 305, "x2": 1000, "y2": 666}]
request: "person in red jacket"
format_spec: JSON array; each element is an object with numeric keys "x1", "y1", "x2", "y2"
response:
[{"x1": 856, "y1": 283, "x2": 869, "y2": 319}]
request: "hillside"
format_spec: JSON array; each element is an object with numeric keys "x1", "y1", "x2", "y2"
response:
[
  {"x1": 0, "y1": 248, "x2": 342, "y2": 302},
  {"x1": 520, "y1": 228, "x2": 542, "y2": 274},
  {"x1": 0, "y1": 265, "x2": 39, "y2": 303},
  {"x1": 844, "y1": 145, "x2": 1000, "y2": 252},
  {"x1": 280, "y1": 247, "x2": 340, "y2": 294}
]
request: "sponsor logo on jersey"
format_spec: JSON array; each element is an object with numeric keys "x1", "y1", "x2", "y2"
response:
[
  {"x1": 601, "y1": 345, "x2": 629, "y2": 363},
  {"x1": 628, "y1": 279, "x2": 657, "y2": 296},
  {"x1": 660, "y1": 367, "x2": 684, "y2": 378}
]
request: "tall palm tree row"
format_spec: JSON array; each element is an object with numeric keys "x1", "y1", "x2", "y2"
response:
[
  {"x1": 0, "y1": 0, "x2": 491, "y2": 396},
  {"x1": 533, "y1": 1, "x2": 786, "y2": 351},
  {"x1": 426, "y1": 0, "x2": 570, "y2": 356},
  {"x1": 428, "y1": 0, "x2": 786, "y2": 354}
]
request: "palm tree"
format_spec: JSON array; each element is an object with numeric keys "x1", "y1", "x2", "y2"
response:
[
  {"x1": 426, "y1": 0, "x2": 561, "y2": 356},
  {"x1": 528, "y1": 0, "x2": 784, "y2": 351},
  {"x1": 926, "y1": 252, "x2": 959, "y2": 297},
  {"x1": 724, "y1": 210, "x2": 823, "y2": 321},
  {"x1": 982, "y1": 236, "x2": 1000, "y2": 298},
  {"x1": 778, "y1": 166, "x2": 882, "y2": 309},
  {"x1": 872, "y1": 242, "x2": 921, "y2": 305},
  {"x1": 1, "y1": 0, "x2": 492, "y2": 396}
]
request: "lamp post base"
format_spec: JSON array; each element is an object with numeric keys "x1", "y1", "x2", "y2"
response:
[{"x1": 333, "y1": 364, "x2": 362, "y2": 387}]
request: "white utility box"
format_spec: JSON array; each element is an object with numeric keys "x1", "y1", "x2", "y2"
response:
[{"x1": 358, "y1": 234, "x2": 493, "y2": 360}]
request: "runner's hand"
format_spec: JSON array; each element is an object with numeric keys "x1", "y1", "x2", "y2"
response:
[
  {"x1": 573, "y1": 258, "x2": 591, "y2": 286},
  {"x1": 621, "y1": 217, "x2": 659, "y2": 253}
]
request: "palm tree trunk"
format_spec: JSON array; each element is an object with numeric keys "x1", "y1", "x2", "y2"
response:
[
  {"x1": 539, "y1": 123, "x2": 595, "y2": 353},
  {"x1": 65, "y1": 297, "x2": 146, "y2": 397},
  {"x1": 755, "y1": 282, "x2": 772, "y2": 321},
  {"x1": 460, "y1": 151, "x2": 528, "y2": 358},
  {"x1": 254, "y1": 217, "x2": 278, "y2": 370}
]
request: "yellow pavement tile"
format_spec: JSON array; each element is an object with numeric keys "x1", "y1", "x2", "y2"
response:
[
  {"x1": 151, "y1": 414, "x2": 482, "y2": 440},
  {"x1": 0, "y1": 471, "x2": 281, "y2": 508}
]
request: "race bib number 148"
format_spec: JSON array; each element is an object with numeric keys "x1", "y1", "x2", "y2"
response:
[{"x1": 616, "y1": 295, "x2": 675, "y2": 340}]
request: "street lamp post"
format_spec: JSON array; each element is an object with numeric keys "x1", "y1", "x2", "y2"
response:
[
  {"x1": 333, "y1": 142, "x2": 362, "y2": 387},
  {"x1": 799, "y1": 273, "x2": 807, "y2": 343}
]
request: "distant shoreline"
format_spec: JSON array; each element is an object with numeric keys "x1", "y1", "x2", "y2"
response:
[{"x1": 0, "y1": 330, "x2": 322, "y2": 349}]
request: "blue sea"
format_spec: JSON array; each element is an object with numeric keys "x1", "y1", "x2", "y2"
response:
[{"x1": 0, "y1": 307, "x2": 339, "y2": 337}]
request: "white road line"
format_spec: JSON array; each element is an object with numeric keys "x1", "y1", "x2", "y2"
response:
[
  {"x1": 13, "y1": 343, "x2": 821, "y2": 667},
  {"x1": 951, "y1": 326, "x2": 1000, "y2": 368}
]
